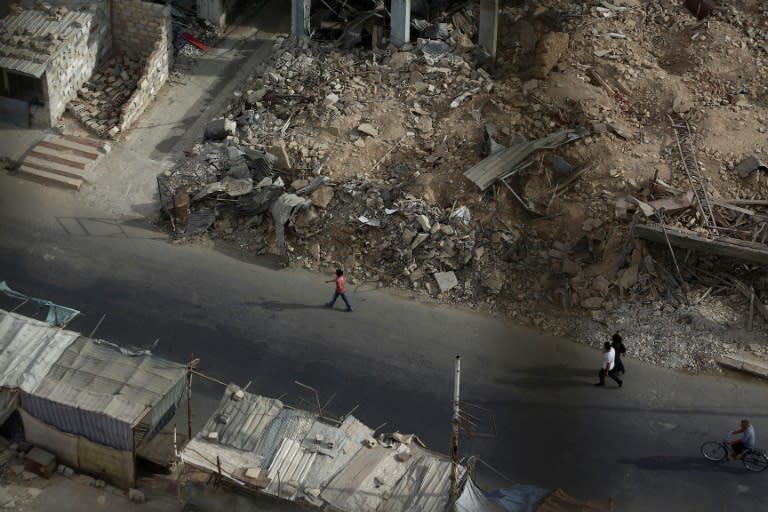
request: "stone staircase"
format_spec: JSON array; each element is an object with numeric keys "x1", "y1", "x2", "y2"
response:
[{"x1": 17, "y1": 134, "x2": 109, "y2": 190}]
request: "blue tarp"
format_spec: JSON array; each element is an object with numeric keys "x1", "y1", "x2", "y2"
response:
[
  {"x1": 0, "y1": 282, "x2": 80, "y2": 327},
  {"x1": 485, "y1": 484, "x2": 551, "y2": 512}
]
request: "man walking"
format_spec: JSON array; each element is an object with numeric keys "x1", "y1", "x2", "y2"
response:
[
  {"x1": 326, "y1": 269, "x2": 352, "y2": 312},
  {"x1": 595, "y1": 341, "x2": 623, "y2": 387}
]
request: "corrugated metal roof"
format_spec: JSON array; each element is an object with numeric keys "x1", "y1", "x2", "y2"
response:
[
  {"x1": 0, "y1": 309, "x2": 79, "y2": 391},
  {"x1": 0, "y1": 5, "x2": 94, "y2": 78},
  {"x1": 200, "y1": 384, "x2": 283, "y2": 451},
  {"x1": 182, "y1": 386, "x2": 464, "y2": 512},
  {"x1": 30, "y1": 337, "x2": 187, "y2": 425}
]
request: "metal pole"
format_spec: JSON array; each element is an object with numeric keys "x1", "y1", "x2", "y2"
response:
[
  {"x1": 450, "y1": 355, "x2": 461, "y2": 495},
  {"x1": 187, "y1": 356, "x2": 193, "y2": 441}
]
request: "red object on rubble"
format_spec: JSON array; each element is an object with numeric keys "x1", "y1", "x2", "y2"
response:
[{"x1": 182, "y1": 32, "x2": 208, "y2": 52}]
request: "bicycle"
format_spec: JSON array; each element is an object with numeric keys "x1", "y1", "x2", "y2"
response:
[{"x1": 701, "y1": 440, "x2": 768, "y2": 472}]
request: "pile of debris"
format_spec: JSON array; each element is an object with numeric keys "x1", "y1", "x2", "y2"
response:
[
  {"x1": 159, "y1": 0, "x2": 768, "y2": 373},
  {"x1": 67, "y1": 55, "x2": 142, "y2": 138}
]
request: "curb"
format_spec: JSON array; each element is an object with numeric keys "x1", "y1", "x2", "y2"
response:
[{"x1": 716, "y1": 353, "x2": 768, "y2": 380}]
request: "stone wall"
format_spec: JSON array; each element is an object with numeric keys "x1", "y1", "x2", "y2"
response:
[
  {"x1": 118, "y1": 37, "x2": 170, "y2": 135},
  {"x1": 43, "y1": 1, "x2": 111, "y2": 127},
  {"x1": 111, "y1": 0, "x2": 170, "y2": 58}
]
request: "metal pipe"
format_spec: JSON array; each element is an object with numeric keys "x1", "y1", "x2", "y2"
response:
[{"x1": 450, "y1": 355, "x2": 461, "y2": 495}]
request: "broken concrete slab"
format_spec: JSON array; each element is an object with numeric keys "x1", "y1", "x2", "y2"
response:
[
  {"x1": 205, "y1": 118, "x2": 236, "y2": 140},
  {"x1": 733, "y1": 155, "x2": 768, "y2": 179},
  {"x1": 267, "y1": 142, "x2": 292, "y2": 169},
  {"x1": 433, "y1": 271, "x2": 459, "y2": 293},
  {"x1": 310, "y1": 186, "x2": 335, "y2": 208},
  {"x1": 357, "y1": 123, "x2": 379, "y2": 137}
]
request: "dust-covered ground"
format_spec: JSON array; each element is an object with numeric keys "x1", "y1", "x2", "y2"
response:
[{"x1": 161, "y1": 0, "x2": 768, "y2": 374}]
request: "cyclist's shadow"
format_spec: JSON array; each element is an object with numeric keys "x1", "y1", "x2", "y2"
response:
[{"x1": 619, "y1": 455, "x2": 748, "y2": 473}]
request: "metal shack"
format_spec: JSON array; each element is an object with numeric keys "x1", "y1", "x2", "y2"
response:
[
  {"x1": 182, "y1": 384, "x2": 468, "y2": 512},
  {"x1": 0, "y1": 309, "x2": 187, "y2": 489}
]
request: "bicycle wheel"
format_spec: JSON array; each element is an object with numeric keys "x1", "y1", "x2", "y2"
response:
[
  {"x1": 701, "y1": 441, "x2": 727, "y2": 461},
  {"x1": 743, "y1": 452, "x2": 768, "y2": 472}
]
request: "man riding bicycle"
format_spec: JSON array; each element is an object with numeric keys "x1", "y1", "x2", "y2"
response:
[{"x1": 729, "y1": 419, "x2": 756, "y2": 459}]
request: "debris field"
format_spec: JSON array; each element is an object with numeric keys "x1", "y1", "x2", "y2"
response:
[{"x1": 158, "y1": 0, "x2": 768, "y2": 373}]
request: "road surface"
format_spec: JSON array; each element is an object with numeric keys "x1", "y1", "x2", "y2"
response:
[{"x1": 1, "y1": 2, "x2": 767, "y2": 511}]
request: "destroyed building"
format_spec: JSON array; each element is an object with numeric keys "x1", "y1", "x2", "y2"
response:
[{"x1": 0, "y1": 0, "x2": 172, "y2": 137}]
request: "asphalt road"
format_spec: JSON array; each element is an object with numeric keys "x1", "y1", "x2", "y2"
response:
[{"x1": 1, "y1": 2, "x2": 768, "y2": 510}]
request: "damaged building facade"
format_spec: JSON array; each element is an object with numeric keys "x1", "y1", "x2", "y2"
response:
[{"x1": 0, "y1": 0, "x2": 171, "y2": 136}]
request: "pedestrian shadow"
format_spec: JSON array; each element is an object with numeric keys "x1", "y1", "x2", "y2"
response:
[
  {"x1": 245, "y1": 300, "x2": 327, "y2": 312},
  {"x1": 497, "y1": 365, "x2": 598, "y2": 389},
  {"x1": 618, "y1": 455, "x2": 747, "y2": 474}
]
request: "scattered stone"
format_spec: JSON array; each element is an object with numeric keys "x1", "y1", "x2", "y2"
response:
[
  {"x1": 433, "y1": 271, "x2": 459, "y2": 293},
  {"x1": 357, "y1": 123, "x2": 379, "y2": 137}
]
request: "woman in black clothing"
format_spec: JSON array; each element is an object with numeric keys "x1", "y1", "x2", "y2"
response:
[{"x1": 611, "y1": 332, "x2": 626, "y2": 375}]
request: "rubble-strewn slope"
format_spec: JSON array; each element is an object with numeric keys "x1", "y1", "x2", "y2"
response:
[{"x1": 161, "y1": 0, "x2": 768, "y2": 373}]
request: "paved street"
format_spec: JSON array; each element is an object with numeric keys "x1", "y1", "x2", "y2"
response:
[{"x1": 1, "y1": 2, "x2": 768, "y2": 511}]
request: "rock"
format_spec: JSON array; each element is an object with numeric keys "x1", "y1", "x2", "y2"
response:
[
  {"x1": 357, "y1": 123, "x2": 379, "y2": 137},
  {"x1": 324, "y1": 93, "x2": 340, "y2": 106},
  {"x1": 94, "y1": 479, "x2": 106, "y2": 488},
  {"x1": 581, "y1": 297, "x2": 604, "y2": 309},
  {"x1": 672, "y1": 90, "x2": 694, "y2": 114},
  {"x1": 246, "y1": 88, "x2": 267, "y2": 104},
  {"x1": 433, "y1": 271, "x2": 459, "y2": 293},
  {"x1": 309, "y1": 243, "x2": 321, "y2": 261},
  {"x1": 562, "y1": 259, "x2": 581, "y2": 275},
  {"x1": 266, "y1": 142, "x2": 292, "y2": 169},
  {"x1": 531, "y1": 32, "x2": 569, "y2": 79},
  {"x1": 411, "y1": 233, "x2": 430, "y2": 249},
  {"x1": 387, "y1": 51, "x2": 415, "y2": 69},
  {"x1": 402, "y1": 229, "x2": 417, "y2": 245},
  {"x1": 21, "y1": 470, "x2": 38, "y2": 481},
  {"x1": 310, "y1": 186, "x2": 335, "y2": 208},
  {"x1": 415, "y1": 214, "x2": 431, "y2": 232},
  {"x1": 441, "y1": 225, "x2": 455, "y2": 236},
  {"x1": 205, "y1": 118, "x2": 236, "y2": 140},
  {"x1": 128, "y1": 489, "x2": 146, "y2": 503},
  {"x1": 482, "y1": 269, "x2": 506, "y2": 295}
]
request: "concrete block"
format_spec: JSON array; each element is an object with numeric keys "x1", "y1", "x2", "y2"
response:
[{"x1": 433, "y1": 271, "x2": 459, "y2": 293}]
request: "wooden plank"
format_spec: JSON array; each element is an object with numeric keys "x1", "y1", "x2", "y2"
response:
[{"x1": 634, "y1": 223, "x2": 768, "y2": 265}]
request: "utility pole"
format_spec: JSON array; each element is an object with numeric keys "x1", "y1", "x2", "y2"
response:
[{"x1": 450, "y1": 355, "x2": 461, "y2": 497}]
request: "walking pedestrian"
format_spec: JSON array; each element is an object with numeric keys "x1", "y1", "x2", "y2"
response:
[
  {"x1": 326, "y1": 269, "x2": 352, "y2": 312},
  {"x1": 594, "y1": 341, "x2": 622, "y2": 388},
  {"x1": 611, "y1": 332, "x2": 626, "y2": 375}
]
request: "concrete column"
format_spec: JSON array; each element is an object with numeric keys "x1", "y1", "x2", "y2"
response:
[
  {"x1": 478, "y1": 0, "x2": 499, "y2": 59},
  {"x1": 390, "y1": 0, "x2": 411, "y2": 48},
  {"x1": 292, "y1": 0, "x2": 311, "y2": 38}
]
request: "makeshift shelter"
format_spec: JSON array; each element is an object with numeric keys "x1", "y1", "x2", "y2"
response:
[
  {"x1": 19, "y1": 337, "x2": 188, "y2": 488},
  {"x1": 0, "y1": 308, "x2": 187, "y2": 489},
  {"x1": 181, "y1": 384, "x2": 465, "y2": 511},
  {"x1": 0, "y1": 309, "x2": 80, "y2": 424}
]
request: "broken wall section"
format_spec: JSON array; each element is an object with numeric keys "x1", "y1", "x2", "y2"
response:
[{"x1": 110, "y1": 0, "x2": 171, "y2": 137}]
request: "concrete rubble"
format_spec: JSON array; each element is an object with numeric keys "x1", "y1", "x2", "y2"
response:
[{"x1": 157, "y1": 1, "x2": 768, "y2": 375}]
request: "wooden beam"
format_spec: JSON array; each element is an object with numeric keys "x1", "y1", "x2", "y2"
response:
[{"x1": 634, "y1": 223, "x2": 768, "y2": 265}]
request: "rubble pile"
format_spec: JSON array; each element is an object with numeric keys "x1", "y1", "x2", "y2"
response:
[
  {"x1": 160, "y1": 0, "x2": 768, "y2": 373},
  {"x1": 67, "y1": 55, "x2": 142, "y2": 138}
]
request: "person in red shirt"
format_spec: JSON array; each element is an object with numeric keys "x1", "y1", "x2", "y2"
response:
[{"x1": 326, "y1": 269, "x2": 352, "y2": 311}]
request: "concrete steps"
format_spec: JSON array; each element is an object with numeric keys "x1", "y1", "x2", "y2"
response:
[{"x1": 16, "y1": 133, "x2": 109, "y2": 190}]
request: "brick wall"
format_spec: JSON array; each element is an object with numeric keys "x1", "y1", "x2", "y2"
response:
[
  {"x1": 118, "y1": 37, "x2": 169, "y2": 134},
  {"x1": 111, "y1": 0, "x2": 172, "y2": 135},
  {"x1": 111, "y1": 0, "x2": 170, "y2": 58},
  {"x1": 44, "y1": 1, "x2": 111, "y2": 127}
]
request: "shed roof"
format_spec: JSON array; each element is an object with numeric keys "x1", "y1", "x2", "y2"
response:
[
  {"x1": 0, "y1": 4, "x2": 94, "y2": 78},
  {"x1": 182, "y1": 385, "x2": 460, "y2": 512},
  {"x1": 31, "y1": 337, "x2": 187, "y2": 425},
  {"x1": 0, "y1": 309, "x2": 79, "y2": 391}
]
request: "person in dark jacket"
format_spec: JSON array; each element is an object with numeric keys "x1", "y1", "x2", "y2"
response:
[{"x1": 611, "y1": 332, "x2": 626, "y2": 375}]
